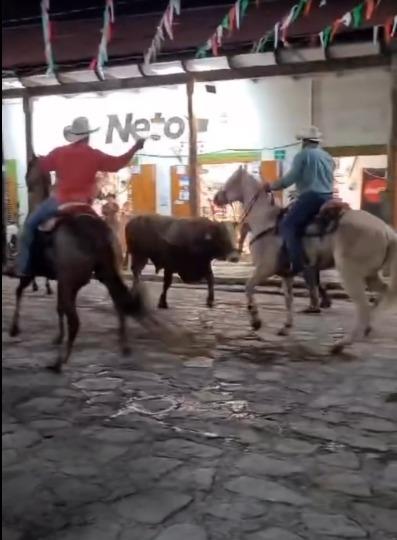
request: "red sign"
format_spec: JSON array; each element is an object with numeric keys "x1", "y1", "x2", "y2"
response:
[{"x1": 363, "y1": 177, "x2": 387, "y2": 204}]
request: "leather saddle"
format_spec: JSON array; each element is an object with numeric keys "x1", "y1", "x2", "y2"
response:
[
  {"x1": 276, "y1": 198, "x2": 350, "y2": 237},
  {"x1": 38, "y1": 202, "x2": 98, "y2": 232}
]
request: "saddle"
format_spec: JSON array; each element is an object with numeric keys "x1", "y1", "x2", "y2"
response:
[
  {"x1": 38, "y1": 203, "x2": 98, "y2": 232},
  {"x1": 275, "y1": 198, "x2": 350, "y2": 237}
]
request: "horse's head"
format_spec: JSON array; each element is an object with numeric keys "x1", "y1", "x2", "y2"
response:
[
  {"x1": 26, "y1": 154, "x2": 51, "y2": 199},
  {"x1": 214, "y1": 165, "x2": 276, "y2": 211},
  {"x1": 213, "y1": 165, "x2": 247, "y2": 207}
]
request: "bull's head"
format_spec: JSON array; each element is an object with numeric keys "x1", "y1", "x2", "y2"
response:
[{"x1": 205, "y1": 222, "x2": 240, "y2": 263}]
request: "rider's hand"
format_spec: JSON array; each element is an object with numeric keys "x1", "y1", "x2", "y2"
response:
[{"x1": 135, "y1": 138, "x2": 146, "y2": 151}]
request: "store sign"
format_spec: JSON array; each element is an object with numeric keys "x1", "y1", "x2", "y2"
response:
[
  {"x1": 104, "y1": 113, "x2": 210, "y2": 145},
  {"x1": 274, "y1": 149, "x2": 286, "y2": 161}
]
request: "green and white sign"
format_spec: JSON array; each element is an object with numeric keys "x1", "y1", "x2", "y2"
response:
[{"x1": 273, "y1": 149, "x2": 286, "y2": 161}]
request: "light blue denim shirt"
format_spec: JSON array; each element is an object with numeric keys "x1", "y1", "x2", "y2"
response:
[{"x1": 271, "y1": 145, "x2": 334, "y2": 195}]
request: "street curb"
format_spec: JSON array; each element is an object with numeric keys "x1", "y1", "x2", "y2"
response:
[{"x1": 122, "y1": 272, "x2": 349, "y2": 300}]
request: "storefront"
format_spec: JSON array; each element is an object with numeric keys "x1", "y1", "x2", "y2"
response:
[{"x1": 2, "y1": 66, "x2": 394, "y2": 226}]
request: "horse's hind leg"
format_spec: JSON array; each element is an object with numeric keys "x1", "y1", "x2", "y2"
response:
[
  {"x1": 53, "y1": 284, "x2": 65, "y2": 346},
  {"x1": 10, "y1": 276, "x2": 33, "y2": 337},
  {"x1": 278, "y1": 277, "x2": 294, "y2": 336},
  {"x1": 302, "y1": 267, "x2": 321, "y2": 314},
  {"x1": 331, "y1": 266, "x2": 370, "y2": 354},
  {"x1": 49, "y1": 284, "x2": 80, "y2": 372}
]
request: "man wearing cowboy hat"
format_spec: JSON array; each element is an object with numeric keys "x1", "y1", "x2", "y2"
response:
[
  {"x1": 17, "y1": 116, "x2": 145, "y2": 277},
  {"x1": 267, "y1": 125, "x2": 334, "y2": 275}
]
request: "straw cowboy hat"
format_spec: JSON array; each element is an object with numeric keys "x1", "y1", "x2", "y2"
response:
[
  {"x1": 63, "y1": 116, "x2": 99, "y2": 143},
  {"x1": 296, "y1": 125, "x2": 323, "y2": 142}
]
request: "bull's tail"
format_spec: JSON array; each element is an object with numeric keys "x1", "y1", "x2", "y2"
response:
[{"x1": 377, "y1": 230, "x2": 397, "y2": 311}]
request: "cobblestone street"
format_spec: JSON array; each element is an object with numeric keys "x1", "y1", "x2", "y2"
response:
[{"x1": 2, "y1": 276, "x2": 397, "y2": 540}]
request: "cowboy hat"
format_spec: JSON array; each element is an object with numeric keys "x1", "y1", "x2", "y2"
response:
[
  {"x1": 296, "y1": 125, "x2": 322, "y2": 142},
  {"x1": 63, "y1": 116, "x2": 99, "y2": 143}
]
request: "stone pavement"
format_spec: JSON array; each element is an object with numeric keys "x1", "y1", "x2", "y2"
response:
[{"x1": 2, "y1": 277, "x2": 397, "y2": 540}]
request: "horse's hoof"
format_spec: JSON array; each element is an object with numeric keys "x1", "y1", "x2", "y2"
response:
[
  {"x1": 320, "y1": 300, "x2": 332, "y2": 309},
  {"x1": 46, "y1": 362, "x2": 62, "y2": 373},
  {"x1": 364, "y1": 326, "x2": 372, "y2": 337},
  {"x1": 158, "y1": 300, "x2": 168, "y2": 309},
  {"x1": 206, "y1": 300, "x2": 214, "y2": 308},
  {"x1": 46, "y1": 289, "x2": 53, "y2": 296},
  {"x1": 9, "y1": 325, "x2": 20, "y2": 337},
  {"x1": 277, "y1": 327, "x2": 290, "y2": 336},
  {"x1": 301, "y1": 307, "x2": 321, "y2": 314},
  {"x1": 32, "y1": 284, "x2": 38, "y2": 292},
  {"x1": 331, "y1": 342, "x2": 344, "y2": 355},
  {"x1": 52, "y1": 335, "x2": 63, "y2": 346},
  {"x1": 251, "y1": 319, "x2": 262, "y2": 331}
]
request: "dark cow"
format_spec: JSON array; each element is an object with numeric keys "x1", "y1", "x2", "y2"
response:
[{"x1": 126, "y1": 215, "x2": 239, "y2": 308}]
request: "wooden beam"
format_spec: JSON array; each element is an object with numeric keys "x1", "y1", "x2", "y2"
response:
[
  {"x1": 2, "y1": 55, "x2": 390, "y2": 100},
  {"x1": 186, "y1": 78, "x2": 198, "y2": 217}
]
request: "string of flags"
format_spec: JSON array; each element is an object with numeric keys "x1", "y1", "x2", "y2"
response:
[
  {"x1": 40, "y1": 0, "x2": 56, "y2": 76},
  {"x1": 318, "y1": 0, "x2": 383, "y2": 48},
  {"x1": 253, "y1": 0, "x2": 325, "y2": 53},
  {"x1": 374, "y1": 14, "x2": 397, "y2": 44},
  {"x1": 196, "y1": 0, "x2": 255, "y2": 58},
  {"x1": 144, "y1": 0, "x2": 181, "y2": 66},
  {"x1": 90, "y1": 0, "x2": 115, "y2": 79}
]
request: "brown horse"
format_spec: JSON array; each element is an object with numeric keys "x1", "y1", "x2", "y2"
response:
[{"x1": 9, "y1": 157, "x2": 150, "y2": 372}]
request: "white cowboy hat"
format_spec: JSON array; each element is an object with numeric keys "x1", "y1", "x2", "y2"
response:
[
  {"x1": 63, "y1": 116, "x2": 99, "y2": 143},
  {"x1": 296, "y1": 125, "x2": 323, "y2": 142}
]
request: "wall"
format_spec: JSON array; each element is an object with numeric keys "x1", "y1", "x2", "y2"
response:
[
  {"x1": 312, "y1": 67, "x2": 391, "y2": 148},
  {"x1": 2, "y1": 98, "x2": 28, "y2": 223}
]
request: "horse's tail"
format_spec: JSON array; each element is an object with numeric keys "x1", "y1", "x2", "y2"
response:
[
  {"x1": 378, "y1": 229, "x2": 397, "y2": 310},
  {"x1": 95, "y1": 228, "x2": 149, "y2": 318}
]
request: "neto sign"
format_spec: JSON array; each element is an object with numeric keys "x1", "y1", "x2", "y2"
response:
[{"x1": 105, "y1": 112, "x2": 186, "y2": 144}]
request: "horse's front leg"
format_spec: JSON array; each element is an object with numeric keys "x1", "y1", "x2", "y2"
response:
[
  {"x1": 278, "y1": 277, "x2": 294, "y2": 336},
  {"x1": 246, "y1": 269, "x2": 263, "y2": 331}
]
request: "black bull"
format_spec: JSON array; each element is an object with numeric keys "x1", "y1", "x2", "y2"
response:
[{"x1": 126, "y1": 215, "x2": 240, "y2": 308}]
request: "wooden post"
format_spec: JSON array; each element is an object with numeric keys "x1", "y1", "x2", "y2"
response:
[
  {"x1": 23, "y1": 93, "x2": 33, "y2": 164},
  {"x1": 388, "y1": 54, "x2": 397, "y2": 229},
  {"x1": 23, "y1": 93, "x2": 34, "y2": 214},
  {"x1": 2, "y1": 143, "x2": 6, "y2": 265},
  {"x1": 186, "y1": 78, "x2": 198, "y2": 217}
]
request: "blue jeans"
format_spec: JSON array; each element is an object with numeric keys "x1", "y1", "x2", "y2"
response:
[
  {"x1": 280, "y1": 191, "x2": 332, "y2": 273},
  {"x1": 17, "y1": 196, "x2": 59, "y2": 274}
]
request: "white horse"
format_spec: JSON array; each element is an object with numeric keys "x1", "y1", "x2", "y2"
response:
[{"x1": 214, "y1": 166, "x2": 397, "y2": 353}]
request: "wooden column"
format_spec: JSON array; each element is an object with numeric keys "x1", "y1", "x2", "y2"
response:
[
  {"x1": 2, "y1": 143, "x2": 6, "y2": 265},
  {"x1": 23, "y1": 93, "x2": 34, "y2": 214},
  {"x1": 23, "y1": 94, "x2": 33, "y2": 164},
  {"x1": 388, "y1": 54, "x2": 397, "y2": 228},
  {"x1": 186, "y1": 78, "x2": 198, "y2": 217}
]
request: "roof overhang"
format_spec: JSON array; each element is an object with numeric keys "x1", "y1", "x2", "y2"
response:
[{"x1": 2, "y1": 41, "x2": 391, "y2": 100}]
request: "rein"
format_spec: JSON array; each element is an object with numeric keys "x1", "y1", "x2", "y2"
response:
[{"x1": 237, "y1": 183, "x2": 277, "y2": 247}]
